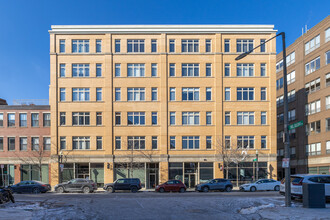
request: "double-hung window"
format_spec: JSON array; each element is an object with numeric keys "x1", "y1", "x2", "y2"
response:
[
  {"x1": 237, "y1": 136, "x2": 254, "y2": 149},
  {"x1": 170, "y1": 64, "x2": 175, "y2": 77},
  {"x1": 20, "y1": 137, "x2": 27, "y2": 151},
  {"x1": 128, "y1": 64, "x2": 145, "y2": 77},
  {"x1": 72, "y1": 88, "x2": 90, "y2": 101},
  {"x1": 305, "y1": 121, "x2": 321, "y2": 135},
  {"x1": 181, "y1": 39, "x2": 199, "y2": 52},
  {"x1": 152, "y1": 88, "x2": 158, "y2": 101},
  {"x1": 43, "y1": 137, "x2": 51, "y2": 150},
  {"x1": 115, "y1": 64, "x2": 121, "y2": 77},
  {"x1": 182, "y1": 64, "x2": 199, "y2": 77},
  {"x1": 305, "y1": 57, "x2": 320, "y2": 75},
  {"x1": 260, "y1": 63, "x2": 266, "y2": 76},
  {"x1": 0, "y1": 113, "x2": 3, "y2": 127},
  {"x1": 72, "y1": 112, "x2": 90, "y2": 126},
  {"x1": 72, "y1": 40, "x2": 89, "y2": 53},
  {"x1": 261, "y1": 87, "x2": 266, "y2": 100},
  {"x1": 96, "y1": 40, "x2": 102, "y2": 53},
  {"x1": 60, "y1": 88, "x2": 66, "y2": 101},
  {"x1": 287, "y1": 71, "x2": 295, "y2": 84},
  {"x1": 60, "y1": 137, "x2": 66, "y2": 150},
  {"x1": 326, "y1": 28, "x2": 330, "y2": 43},
  {"x1": 236, "y1": 39, "x2": 253, "y2": 52},
  {"x1": 115, "y1": 137, "x2": 121, "y2": 150},
  {"x1": 206, "y1": 64, "x2": 212, "y2": 76},
  {"x1": 96, "y1": 88, "x2": 102, "y2": 101},
  {"x1": 8, "y1": 137, "x2": 15, "y2": 151},
  {"x1": 32, "y1": 137, "x2": 39, "y2": 151},
  {"x1": 305, "y1": 100, "x2": 321, "y2": 115},
  {"x1": 115, "y1": 40, "x2": 121, "y2": 53},
  {"x1": 182, "y1": 88, "x2": 199, "y2": 101},
  {"x1": 182, "y1": 112, "x2": 199, "y2": 125},
  {"x1": 8, "y1": 113, "x2": 15, "y2": 127},
  {"x1": 96, "y1": 64, "x2": 102, "y2": 77},
  {"x1": 225, "y1": 64, "x2": 230, "y2": 76},
  {"x1": 60, "y1": 112, "x2": 66, "y2": 126},
  {"x1": 60, "y1": 64, "x2": 66, "y2": 77},
  {"x1": 60, "y1": 40, "x2": 65, "y2": 53},
  {"x1": 169, "y1": 39, "x2": 175, "y2": 52},
  {"x1": 72, "y1": 64, "x2": 89, "y2": 77},
  {"x1": 151, "y1": 39, "x2": 157, "y2": 52},
  {"x1": 19, "y1": 113, "x2": 27, "y2": 127},
  {"x1": 305, "y1": 78, "x2": 321, "y2": 95},
  {"x1": 170, "y1": 112, "x2": 176, "y2": 125},
  {"x1": 261, "y1": 112, "x2": 267, "y2": 125},
  {"x1": 286, "y1": 52, "x2": 295, "y2": 66},
  {"x1": 43, "y1": 113, "x2": 50, "y2": 127},
  {"x1": 237, "y1": 112, "x2": 254, "y2": 125},
  {"x1": 115, "y1": 112, "x2": 121, "y2": 125},
  {"x1": 151, "y1": 64, "x2": 157, "y2": 77},
  {"x1": 170, "y1": 88, "x2": 176, "y2": 101},
  {"x1": 225, "y1": 88, "x2": 231, "y2": 101},
  {"x1": 225, "y1": 112, "x2": 230, "y2": 125},
  {"x1": 260, "y1": 39, "x2": 266, "y2": 52},
  {"x1": 305, "y1": 35, "x2": 320, "y2": 54},
  {"x1": 182, "y1": 136, "x2": 199, "y2": 149},
  {"x1": 127, "y1": 39, "x2": 145, "y2": 53},
  {"x1": 127, "y1": 88, "x2": 145, "y2": 101},
  {"x1": 152, "y1": 112, "x2": 157, "y2": 125},
  {"x1": 206, "y1": 136, "x2": 212, "y2": 149},
  {"x1": 261, "y1": 136, "x2": 267, "y2": 148},
  {"x1": 237, "y1": 63, "x2": 254, "y2": 77},
  {"x1": 127, "y1": 112, "x2": 145, "y2": 125},
  {"x1": 288, "y1": 109, "x2": 296, "y2": 122},
  {"x1": 206, "y1": 112, "x2": 212, "y2": 125},
  {"x1": 31, "y1": 113, "x2": 39, "y2": 127},
  {"x1": 96, "y1": 112, "x2": 102, "y2": 125},
  {"x1": 276, "y1": 78, "x2": 284, "y2": 90},
  {"x1": 152, "y1": 136, "x2": 158, "y2": 149},
  {"x1": 224, "y1": 39, "x2": 230, "y2": 52},
  {"x1": 115, "y1": 88, "x2": 121, "y2": 101},
  {"x1": 170, "y1": 136, "x2": 176, "y2": 149},
  {"x1": 205, "y1": 40, "x2": 211, "y2": 52},
  {"x1": 288, "y1": 90, "x2": 296, "y2": 103},
  {"x1": 96, "y1": 137, "x2": 103, "y2": 150},
  {"x1": 206, "y1": 88, "x2": 212, "y2": 101},
  {"x1": 72, "y1": 136, "x2": 90, "y2": 150},
  {"x1": 326, "y1": 50, "x2": 330, "y2": 65},
  {"x1": 127, "y1": 136, "x2": 145, "y2": 150},
  {"x1": 0, "y1": 137, "x2": 3, "y2": 150},
  {"x1": 237, "y1": 87, "x2": 254, "y2": 101},
  {"x1": 225, "y1": 136, "x2": 231, "y2": 149}
]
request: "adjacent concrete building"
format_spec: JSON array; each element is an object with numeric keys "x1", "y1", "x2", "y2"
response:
[
  {"x1": 49, "y1": 25, "x2": 278, "y2": 188},
  {"x1": 276, "y1": 16, "x2": 330, "y2": 178},
  {"x1": 0, "y1": 103, "x2": 51, "y2": 186}
]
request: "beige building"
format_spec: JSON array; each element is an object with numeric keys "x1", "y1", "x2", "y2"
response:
[
  {"x1": 276, "y1": 16, "x2": 330, "y2": 178},
  {"x1": 49, "y1": 25, "x2": 277, "y2": 188}
]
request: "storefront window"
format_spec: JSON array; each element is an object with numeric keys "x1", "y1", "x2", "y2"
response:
[
  {"x1": 20, "y1": 164, "x2": 49, "y2": 183},
  {"x1": 90, "y1": 163, "x2": 104, "y2": 187},
  {"x1": 0, "y1": 165, "x2": 15, "y2": 186},
  {"x1": 62, "y1": 163, "x2": 74, "y2": 182},
  {"x1": 169, "y1": 163, "x2": 183, "y2": 182},
  {"x1": 199, "y1": 162, "x2": 213, "y2": 183}
]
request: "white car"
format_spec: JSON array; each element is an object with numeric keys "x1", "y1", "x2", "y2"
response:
[
  {"x1": 280, "y1": 174, "x2": 330, "y2": 199},
  {"x1": 240, "y1": 179, "x2": 281, "y2": 192}
]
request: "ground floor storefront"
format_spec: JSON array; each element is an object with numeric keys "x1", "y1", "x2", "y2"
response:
[{"x1": 52, "y1": 159, "x2": 277, "y2": 189}]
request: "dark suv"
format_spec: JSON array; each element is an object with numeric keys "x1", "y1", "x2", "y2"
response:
[
  {"x1": 104, "y1": 178, "x2": 142, "y2": 193},
  {"x1": 55, "y1": 179, "x2": 97, "y2": 193},
  {"x1": 195, "y1": 179, "x2": 233, "y2": 192}
]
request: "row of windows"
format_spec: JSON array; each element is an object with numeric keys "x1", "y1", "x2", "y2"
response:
[
  {"x1": 59, "y1": 39, "x2": 267, "y2": 54},
  {"x1": 0, "y1": 137, "x2": 50, "y2": 151},
  {"x1": 306, "y1": 141, "x2": 330, "y2": 156},
  {"x1": 59, "y1": 112, "x2": 102, "y2": 126},
  {"x1": 58, "y1": 136, "x2": 103, "y2": 150},
  {"x1": 277, "y1": 109, "x2": 296, "y2": 124},
  {"x1": 59, "y1": 63, "x2": 268, "y2": 78},
  {"x1": 0, "y1": 113, "x2": 50, "y2": 128},
  {"x1": 225, "y1": 112, "x2": 267, "y2": 125},
  {"x1": 276, "y1": 52, "x2": 296, "y2": 72},
  {"x1": 276, "y1": 90, "x2": 296, "y2": 107},
  {"x1": 60, "y1": 88, "x2": 102, "y2": 102}
]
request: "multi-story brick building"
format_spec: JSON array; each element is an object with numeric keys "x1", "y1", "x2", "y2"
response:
[
  {"x1": 49, "y1": 25, "x2": 278, "y2": 188},
  {"x1": 276, "y1": 16, "x2": 330, "y2": 178},
  {"x1": 0, "y1": 102, "x2": 51, "y2": 186}
]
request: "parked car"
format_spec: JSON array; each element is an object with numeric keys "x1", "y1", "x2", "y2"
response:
[
  {"x1": 280, "y1": 174, "x2": 330, "y2": 199},
  {"x1": 155, "y1": 180, "x2": 186, "y2": 193},
  {"x1": 103, "y1": 178, "x2": 142, "y2": 193},
  {"x1": 195, "y1": 179, "x2": 233, "y2": 192},
  {"x1": 55, "y1": 179, "x2": 97, "y2": 193},
  {"x1": 9, "y1": 181, "x2": 51, "y2": 194},
  {"x1": 240, "y1": 179, "x2": 280, "y2": 192}
]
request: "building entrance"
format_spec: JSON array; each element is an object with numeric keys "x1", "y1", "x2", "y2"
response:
[{"x1": 184, "y1": 173, "x2": 196, "y2": 188}]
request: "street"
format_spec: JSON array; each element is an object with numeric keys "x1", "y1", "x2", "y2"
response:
[{"x1": 1, "y1": 191, "x2": 329, "y2": 220}]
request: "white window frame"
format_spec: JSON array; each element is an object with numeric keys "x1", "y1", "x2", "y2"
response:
[{"x1": 127, "y1": 88, "x2": 145, "y2": 101}]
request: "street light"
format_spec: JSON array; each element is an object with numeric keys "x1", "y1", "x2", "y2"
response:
[
  {"x1": 58, "y1": 151, "x2": 63, "y2": 184},
  {"x1": 235, "y1": 32, "x2": 291, "y2": 207}
]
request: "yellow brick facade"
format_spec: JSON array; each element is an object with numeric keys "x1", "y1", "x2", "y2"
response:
[{"x1": 49, "y1": 25, "x2": 277, "y2": 188}]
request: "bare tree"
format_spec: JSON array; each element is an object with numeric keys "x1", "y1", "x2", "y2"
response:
[{"x1": 215, "y1": 137, "x2": 248, "y2": 186}]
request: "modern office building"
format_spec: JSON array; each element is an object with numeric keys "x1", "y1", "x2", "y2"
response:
[
  {"x1": 276, "y1": 16, "x2": 330, "y2": 178},
  {"x1": 49, "y1": 25, "x2": 277, "y2": 188},
  {"x1": 0, "y1": 102, "x2": 51, "y2": 186}
]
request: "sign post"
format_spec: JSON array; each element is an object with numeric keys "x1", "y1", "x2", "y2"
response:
[{"x1": 1, "y1": 164, "x2": 4, "y2": 187}]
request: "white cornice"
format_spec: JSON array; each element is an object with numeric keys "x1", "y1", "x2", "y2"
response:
[{"x1": 49, "y1": 25, "x2": 277, "y2": 34}]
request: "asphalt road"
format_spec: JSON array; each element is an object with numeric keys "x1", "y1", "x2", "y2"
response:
[{"x1": 2, "y1": 191, "x2": 285, "y2": 220}]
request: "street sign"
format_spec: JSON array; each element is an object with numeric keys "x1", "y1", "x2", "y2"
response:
[
  {"x1": 288, "y1": 120, "x2": 303, "y2": 130},
  {"x1": 60, "y1": 164, "x2": 64, "y2": 172},
  {"x1": 253, "y1": 158, "x2": 257, "y2": 162},
  {"x1": 282, "y1": 158, "x2": 290, "y2": 168}
]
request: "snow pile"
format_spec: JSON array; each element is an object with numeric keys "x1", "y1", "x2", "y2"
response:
[{"x1": 239, "y1": 203, "x2": 275, "y2": 215}]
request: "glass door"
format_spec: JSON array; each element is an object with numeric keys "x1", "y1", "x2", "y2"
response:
[{"x1": 184, "y1": 174, "x2": 196, "y2": 188}]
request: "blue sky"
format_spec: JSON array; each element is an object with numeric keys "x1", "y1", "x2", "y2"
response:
[{"x1": 0, "y1": 0, "x2": 329, "y2": 104}]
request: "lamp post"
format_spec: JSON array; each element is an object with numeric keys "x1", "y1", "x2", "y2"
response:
[
  {"x1": 235, "y1": 32, "x2": 291, "y2": 207},
  {"x1": 58, "y1": 151, "x2": 63, "y2": 184},
  {"x1": 256, "y1": 150, "x2": 259, "y2": 181}
]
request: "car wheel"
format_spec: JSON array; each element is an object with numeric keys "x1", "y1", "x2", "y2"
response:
[
  {"x1": 159, "y1": 188, "x2": 165, "y2": 193},
  {"x1": 107, "y1": 187, "x2": 114, "y2": 193},
  {"x1": 202, "y1": 186, "x2": 209, "y2": 192},
  {"x1": 83, "y1": 186, "x2": 90, "y2": 194},
  {"x1": 250, "y1": 186, "x2": 256, "y2": 192},
  {"x1": 131, "y1": 187, "x2": 138, "y2": 193},
  {"x1": 274, "y1": 185, "x2": 280, "y2": 191},
  {"x1": 179, "y1": 187, "x2": 185, "y2": 193},
  {"x1": 56, "y1": 186, "x2": 64, "y2": 193},
  {"x1": 32, "y1": 188, "x2": 40, "y2": 194},
  {"x1": 225, "y1": 186, "x2": 232, "y2": 192}
]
